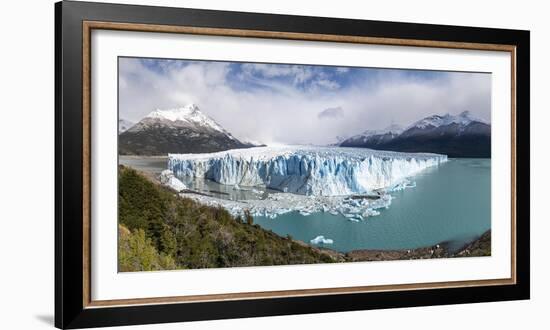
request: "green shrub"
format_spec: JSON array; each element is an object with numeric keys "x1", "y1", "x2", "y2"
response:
[{"x1": 118, "y1": 225, "x2": 177, "y2": 272}]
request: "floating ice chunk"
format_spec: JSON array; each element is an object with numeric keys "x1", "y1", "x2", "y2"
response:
[
  {"x1": 160, "y1": 169, "x2": 172, "y2": 182},
  {"x1": 344, "y1": 213, "x2": 363, "y2": 222},
  {"x1": 310, "y1": 235, "x2": 334, "y2": 244},
  {"x1": 177, "y1": 187, "x2": 396, "y2": 220},
  {"x1": 390, "y1": 180, "x2": 417, "y2": 192},
  {"x1": 363, "y1": 208, "x2": 380, "y2": 217},
  {"x1": 160, "y1": 170, "x2": 187, "y2": 192}
]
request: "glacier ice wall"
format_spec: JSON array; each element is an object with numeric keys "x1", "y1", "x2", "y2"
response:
[{"x1": 168, "y1": 146, "x2": 447, "y2": 196}]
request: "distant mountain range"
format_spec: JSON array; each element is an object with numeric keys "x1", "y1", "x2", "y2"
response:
[
  {"x1": 120, "y1": 105, "x2": 490, "y2": 158},
  {"x1": 339, "y1": 111, "x2": 491, "y2": 158},
  {"x1": 119, "y1": 104, "x2": 255, "y2": 155}
]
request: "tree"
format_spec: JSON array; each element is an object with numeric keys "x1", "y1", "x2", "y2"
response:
[
  {"x1": 118, "y1": 225, "x2": 176, "y2": 272},
  {"x1": 244, "y1": 209, "x2": 254, "y2": 225}
]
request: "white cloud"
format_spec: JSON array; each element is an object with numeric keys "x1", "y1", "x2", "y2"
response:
[
  {"x1": 240, "y1": 63, "x2": 315, "y2": 85},
  {"x1": 313, "y1": 79, "x2": 340, "y2": 90},
  {"x1": 318, "y1": 107, "x2": 344, "y2": 119},
  {"x1": 119, "y1": 58, "x2": 491, "y2": 145},
  {"x1": 335, "y1": 67, "x2": 349, "y2": 74}
]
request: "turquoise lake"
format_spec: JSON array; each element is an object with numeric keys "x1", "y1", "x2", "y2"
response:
[
  {"x1": 120, "y1": 156, "x2": 491, "y2": 253},
  {"x1": 254, "y1": 158, "x2": 491, "y2": 252}
]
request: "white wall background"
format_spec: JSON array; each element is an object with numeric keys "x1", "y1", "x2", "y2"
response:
[{"x1": 0, "y1": 0, "x2": 546, "y2": 329}]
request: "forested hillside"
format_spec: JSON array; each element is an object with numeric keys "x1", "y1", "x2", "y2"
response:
[{"x1": 118, "y1": 166, "x2": 335, "y2": 271}]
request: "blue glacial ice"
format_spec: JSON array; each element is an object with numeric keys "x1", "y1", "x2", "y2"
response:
[
  {"x1": 168, "y1": 146, "x2": 447, "y2": 196},
  {"x1": 310, "y1": 235, "x2": 334, "y2": 244}
]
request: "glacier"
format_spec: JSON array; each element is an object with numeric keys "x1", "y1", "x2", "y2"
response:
[{"x1": 168, "y1": 146, "x2": 447, "y2": 197}]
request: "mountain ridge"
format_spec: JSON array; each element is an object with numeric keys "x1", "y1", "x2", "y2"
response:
[
  {"x1": 339, "y1": 111, "x2": 491, "y2": 158},
  {"x1": 119, "y1": 104, "x2": 254, "y2": 155}
]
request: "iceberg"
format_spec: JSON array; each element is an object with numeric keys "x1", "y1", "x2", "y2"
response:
[
  {"x1": 168, "y1": 146, "x2": 447, "y2": 197},
  {"x1": 310, "y1": 235, "x2": 334, "y2": 244},
  {"x1": 160, "y1": 170, "x2": 187, "y2": 192}
]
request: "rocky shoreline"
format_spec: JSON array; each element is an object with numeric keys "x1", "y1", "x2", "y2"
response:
[{"x1": 311, "y1": 230, "x2": 491, "y2": 262}]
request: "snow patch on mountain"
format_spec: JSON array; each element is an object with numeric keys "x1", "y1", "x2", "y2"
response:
[
  {"x1": 360, "y1": 124, "x2": 402, "y2": 136},
  {"x1": 144, "y1": 103, "x2": 229, "y2": 135},
  {"x1": 358, "y1": 124, "x2": 403, "y2": 138},
  {"x1": 339, "y1": 124, "x2": 403, "y2": 145},
  {"x1": 407, "y1": 111, "x2": 487, "y2": 130}
]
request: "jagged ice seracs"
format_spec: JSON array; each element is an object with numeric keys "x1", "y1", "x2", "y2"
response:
[{"x1": 168, "y1": 146, "x2": 447, "y2": 197}]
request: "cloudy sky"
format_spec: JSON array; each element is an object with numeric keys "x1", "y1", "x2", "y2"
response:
[{"x1": 119, "y1": 57, "x2": 491, "y2": 145}]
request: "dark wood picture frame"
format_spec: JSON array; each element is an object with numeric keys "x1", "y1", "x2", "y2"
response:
[{"x1": 55, "y1": 1, "x2": 530, "y2": 328}]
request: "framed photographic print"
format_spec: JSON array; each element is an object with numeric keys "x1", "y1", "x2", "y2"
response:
[{"x1": 55, "y1": 1, "x2": 530, "y2": 328}]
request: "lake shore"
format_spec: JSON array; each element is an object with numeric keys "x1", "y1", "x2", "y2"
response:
[
  {"x1": 121, "y1": 159, "x2": 491, "y2": 264},
  {"x1": 341, "y1": 230, "x2": 491, "y2": 262}
]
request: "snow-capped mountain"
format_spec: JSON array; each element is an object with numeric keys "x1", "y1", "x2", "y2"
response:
[
  {"x1": 119, "y1": 104, "x2": 254, "y2": 155},
  {"x1": 405, "y1": 111, "x2": 487, "y2": 130},
  {"x1": 399, "y1": 111, "x2": 490, "y2": 140},
  {"x1": 143, "y1": 104, "x2": 229, "y2": 134},
  {"x1": 118, "y1": 119, "x2": 134, "y2": 133},
  {"x1": 340, "y1": 111, "x2": 491, "y2": 158},
  {"x1": 340, "y1": 124, "x2": 403, "y2": 148}
]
